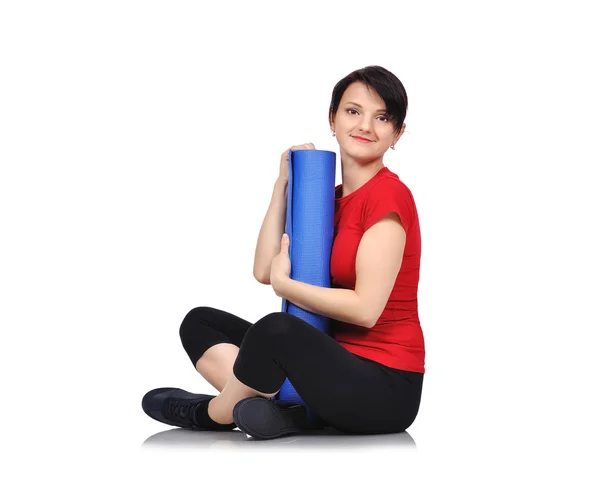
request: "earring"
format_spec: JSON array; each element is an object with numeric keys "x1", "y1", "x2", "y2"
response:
[
  {"x1": 390, "y1": 145, "x2": 395, "y2": 150},
  {"x1": 331, "y1": 131, "x2": 336, "y2": 136}
]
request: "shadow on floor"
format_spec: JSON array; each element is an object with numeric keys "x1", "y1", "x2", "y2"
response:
[{"x1": 141, "y1": 426, "x2": 416, "y2": 450}]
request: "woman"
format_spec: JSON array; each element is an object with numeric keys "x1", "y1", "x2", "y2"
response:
[{"x1": 142, "y1": 65, "x2": 425, "y2": 440}]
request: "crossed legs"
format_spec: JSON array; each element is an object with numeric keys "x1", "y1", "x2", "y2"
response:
[{"x1": 195, "y1": 343, "x2": 279, "y2": 424}]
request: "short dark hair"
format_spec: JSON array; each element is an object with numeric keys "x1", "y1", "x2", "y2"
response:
[{"x1": 328, "y1": 65, "x2": 408, "y2": 135}]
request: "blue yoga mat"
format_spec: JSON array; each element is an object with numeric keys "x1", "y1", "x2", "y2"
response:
[{"x1": 277, "y1": 148, "x2": 336, "y2": 411}]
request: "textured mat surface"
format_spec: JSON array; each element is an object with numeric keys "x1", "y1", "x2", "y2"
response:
[{"x1": 278, "y1": 148, "x2": 336, "y2": 406}]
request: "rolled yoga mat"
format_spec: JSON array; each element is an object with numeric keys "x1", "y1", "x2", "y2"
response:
[{"x1": 276, "y1": 148, "x2": 336, "y2": 413}]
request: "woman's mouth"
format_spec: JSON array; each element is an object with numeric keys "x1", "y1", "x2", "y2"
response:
[{"x1": 352, "y1": 136, "x2": 373, "y2": 143}]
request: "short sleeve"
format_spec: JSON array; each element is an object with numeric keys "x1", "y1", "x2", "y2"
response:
[{"x1": 363, "y1": 179, "x2": 415, "y2": 233}]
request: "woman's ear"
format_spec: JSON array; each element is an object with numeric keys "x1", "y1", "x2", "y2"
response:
[{"x1": 395, "y1": 123, "x2": 406, "y2": 140}]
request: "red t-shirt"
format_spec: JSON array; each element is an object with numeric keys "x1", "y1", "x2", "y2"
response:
[{"x1": 330, "y1": 166, "x2": 425, "y2": 373}]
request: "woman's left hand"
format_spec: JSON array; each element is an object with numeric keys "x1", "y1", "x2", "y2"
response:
[{"x1": 270, "y1": 233, "x2": 291, "y2": 296}]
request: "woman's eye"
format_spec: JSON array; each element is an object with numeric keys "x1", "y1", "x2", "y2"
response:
[{"x1": 347, "y1": 109, "x2": 388, "y2": 121}]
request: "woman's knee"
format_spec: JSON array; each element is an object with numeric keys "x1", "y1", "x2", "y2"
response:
[
  {"x1": 249, "y1": 312, "x2": 296, "y2": 342},
  {"x1": 179, "y1": 306, "x2": 212, "y2": 344}
]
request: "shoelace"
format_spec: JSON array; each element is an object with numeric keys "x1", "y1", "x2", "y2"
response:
[{"x1": 165, "y1": 398, "x2": 199, "y2": 422}]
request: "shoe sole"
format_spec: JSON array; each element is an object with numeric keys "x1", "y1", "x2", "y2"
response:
[{"x1": 233, "y1": 397, "x2": 308, "y2": 440}]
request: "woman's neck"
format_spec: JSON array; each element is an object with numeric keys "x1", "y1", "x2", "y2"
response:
[{"x1": 340, "y1": 159, "x2": 385, "y2": 198}]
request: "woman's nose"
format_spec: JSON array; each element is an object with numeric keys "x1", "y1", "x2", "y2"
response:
[{"x1": 358, "y1": 116, "x2": 374, "y2": 132}]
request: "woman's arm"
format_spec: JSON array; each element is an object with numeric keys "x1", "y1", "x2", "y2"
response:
[
  {"x1": 274, "y1": 212, "x2": 406, "y2": 328},
  {"x1": 276, "y1": 278, "x2": 371, "y2": 327},
  {"x1": 253, "y1": 178, "x2": 287, "y2": 284}
]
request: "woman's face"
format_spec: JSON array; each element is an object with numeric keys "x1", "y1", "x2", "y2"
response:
[{"x1": 330, "y1": 81, "x2": 404, "y2": 162}]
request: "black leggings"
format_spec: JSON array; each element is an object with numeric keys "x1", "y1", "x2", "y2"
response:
[{"x1": 179, "y1": 306, "x2": 424, "y2": 434}]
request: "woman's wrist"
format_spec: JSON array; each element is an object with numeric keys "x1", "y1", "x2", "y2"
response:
[{"x1": 272, "y1": 274, "x2": 291, "y2": 298}]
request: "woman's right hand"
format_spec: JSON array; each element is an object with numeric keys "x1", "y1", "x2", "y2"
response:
[{"x1": 279, "y1": 143, "x2": 315, "y2": 185}]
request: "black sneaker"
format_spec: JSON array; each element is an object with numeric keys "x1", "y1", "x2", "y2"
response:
[
  {"x1": 142, "y1": 387, "x2": 233, "y2": 431},
  {"x1": 233, "y1": 397, "x2": 312, "y2": 440}
]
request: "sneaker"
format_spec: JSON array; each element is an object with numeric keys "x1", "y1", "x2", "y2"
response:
[
  {"x1": 233, "y1": 397, "x2": 312, "y2": 440},
  {"x1": 142, "y1": 387, "x2": 231, "y2": 431}
]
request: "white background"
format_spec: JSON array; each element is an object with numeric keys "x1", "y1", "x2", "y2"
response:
[{"x1": 1, "y1": 0, "x2": 598, "y2": 486}]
